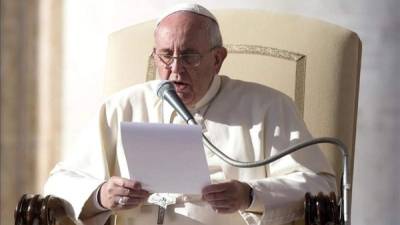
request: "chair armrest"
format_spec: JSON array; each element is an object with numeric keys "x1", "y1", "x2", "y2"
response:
[
  {"x1": 15, "y1": 192, "x2": 341, "y2": 225},
  {"x1": 15, "y1": 194, "x2": 77, "y2": 225},
  {"x1": 304, "y1": 192, "x2": 341, "y2": 225}
]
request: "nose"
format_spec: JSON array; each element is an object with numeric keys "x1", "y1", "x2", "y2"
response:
[{"x1": 170, "y1": 56, "x2": 185, "y2": 74}]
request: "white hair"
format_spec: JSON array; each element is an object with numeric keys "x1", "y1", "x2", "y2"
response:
[{"x1": 208, "y1": 19, "x2": 223, "y2": 48}]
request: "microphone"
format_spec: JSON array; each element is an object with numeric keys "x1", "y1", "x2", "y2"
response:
[
  {"x1": 156, "y1": 80, "x2": 351, "y2": 225},
  {"x1": 156, "y1": 80, "x2": 197, "y2": 125}
]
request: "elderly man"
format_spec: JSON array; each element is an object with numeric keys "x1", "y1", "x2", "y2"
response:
[{"x1": 45, "y1": 3, "x2": 336, "y2": 225}]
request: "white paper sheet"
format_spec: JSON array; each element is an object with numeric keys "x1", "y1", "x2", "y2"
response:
[{"x1": 120, "y1": 122, "x2": 211, "y2": 194}]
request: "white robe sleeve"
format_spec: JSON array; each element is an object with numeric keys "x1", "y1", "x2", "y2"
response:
[
  {"x1": 246, "y1": 172, "x2": 336, "y2": 225},
  {"x1": 244, "y1": 95, "x2": 337, "y2": 225},
  {"x1": 44, "y1": 103, "x2": 117, "y2": 225}
]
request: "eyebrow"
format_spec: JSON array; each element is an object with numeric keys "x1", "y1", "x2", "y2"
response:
[
  {"x1": 156, "y1": 48, "x2": 200, "y2": 54},
  {"x1": 181, "y1": 49, "x2": 200, "y2": 54},
  {"x1": 156, "y1": 49, "x2": 173, "y2": 54}
]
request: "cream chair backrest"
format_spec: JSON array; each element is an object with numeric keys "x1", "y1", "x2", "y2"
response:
[{"x1": 104, "y1": 9, "x2": 361, "y2": 198}]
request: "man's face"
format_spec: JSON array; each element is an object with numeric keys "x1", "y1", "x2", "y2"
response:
[{"x1": 154, "y1": 12, "x2": 226, "y2": 107}]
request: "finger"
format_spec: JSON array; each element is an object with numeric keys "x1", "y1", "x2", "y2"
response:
[
  {"x1": 208, "y1": 199, "x2": 232, "y2": 208},
  {"x1": 128, "y1": 189, "x2": 150, "y2": 198},
  {"x1": 203, "y1": 191, "x2": 230, "y2": 201},
  {"x1": 112, "y1": 186, "x2": 133, "y2": 196},
  {"x1": 202, "y1": 182, "x2": 230, "y2": 194},
  {"x1": 110, "y1": 177, "x2": 141, "y2": 190},
  {"x1": 110, "y1": 176, "x2": 127, "y2": 187},
  {"x1": 132, "y1": 181, "x2": 142, "y2": 189},
  {"x1": 122, "y1": 180, "x2": 143, "y2": 190},
  {"x1": 112, "y1": 185, "x2": 146, "y2": 196},
  {"x1": 110, "y1": 196, "x2": 126, "y2": 210},
  {"x1": 111, "y1": 182, "x2": 149, "y2": 197}
]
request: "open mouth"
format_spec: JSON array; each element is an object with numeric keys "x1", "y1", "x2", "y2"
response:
[{"x1": 173, "y1": 81, "x2": 190, "y2": 92}]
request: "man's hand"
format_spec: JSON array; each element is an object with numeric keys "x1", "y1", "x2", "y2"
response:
[
  {"x1": 99, "y1": 176, "x2": 150, "y2": 210},
  {"x1": 202, "y1": 180, "x2": 252, "y2": 213}
]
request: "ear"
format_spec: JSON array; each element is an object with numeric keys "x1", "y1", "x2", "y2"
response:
[{"x1": 213, "y1": 47, "x2": 227, "y2": 74}]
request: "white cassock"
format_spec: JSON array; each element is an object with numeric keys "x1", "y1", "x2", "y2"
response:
[{"x1": 44, "y1": 75, "x2": 336, "y2": 225}]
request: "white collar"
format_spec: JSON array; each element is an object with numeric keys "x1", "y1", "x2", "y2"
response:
[
  {"x1": 192, "y1": 75, "x2": 221, "y2": 111},
  {"x1": 162, "y1": 75, "x2": 221, "y2": 123}
]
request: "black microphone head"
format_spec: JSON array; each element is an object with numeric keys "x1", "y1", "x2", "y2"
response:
[
  {"x1": 155, "y1": 80, "x2": 196, "y2": 124},
  {"x1": 156, "y1": 80, "x2": 175, "y2": 98}
]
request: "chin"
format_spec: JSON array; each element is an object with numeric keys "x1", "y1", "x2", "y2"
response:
[
  {"x1": 176, "y1": 92, "x2": 193, "y2": 105},
  {"x1": 181, "y1": 97, "x2": 196, "y2": 107},
  {"x1": 182, "y1": 99, "x2": 195, "y2": 107}
]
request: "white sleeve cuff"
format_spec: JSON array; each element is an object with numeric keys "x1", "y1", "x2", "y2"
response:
[
  {"x1": 245, "y1": 182, "x2": 263, "y2": 212},
  {"x1": 93, "y1": 184, "x2": 109, "y2": 211},
  {"x1": 246, "y1": 172, "x2": 337, "y2": 224}
]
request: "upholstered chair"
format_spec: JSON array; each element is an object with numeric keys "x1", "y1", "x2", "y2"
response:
[{"x1": 15, "y1": 10, "x2": 361, "y2": 225}]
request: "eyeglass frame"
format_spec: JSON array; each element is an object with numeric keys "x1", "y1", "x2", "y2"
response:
[{"x1": 152, "y1": 47, "x2": 220, "y2": 68}]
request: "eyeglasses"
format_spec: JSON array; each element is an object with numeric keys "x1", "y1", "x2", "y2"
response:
[{"x1": 152, "y1": 48, "x2": 216, "y2": 68}]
